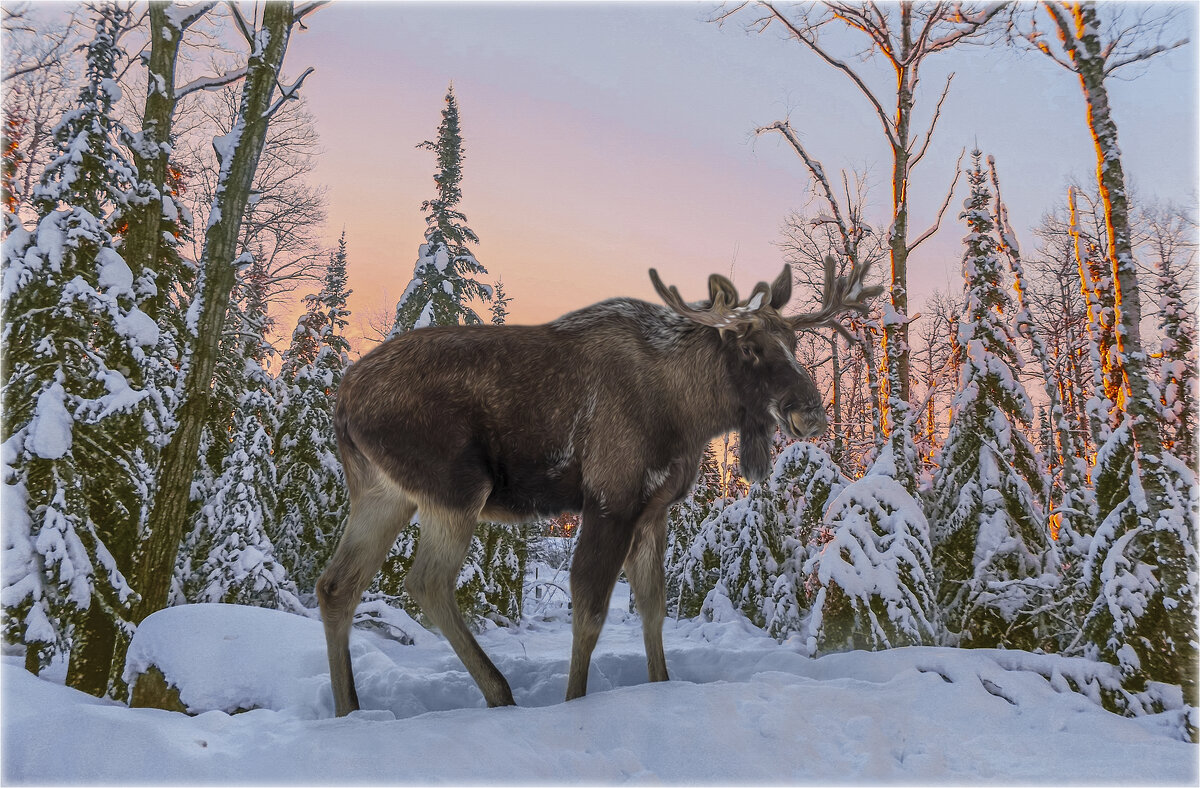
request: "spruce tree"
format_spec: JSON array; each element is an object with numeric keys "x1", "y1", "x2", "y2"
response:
[
  {"x1": 473, "y1": 280, "x2": 525, "y2": 624},
  {"x1": 682, "y1": 482, "x2": 787, "y2": 632},
  {"x1": 179, "y1": 259, "x2": 300, "y2": 612},
  {"x1": 1154, "y1": 251, "x2": 1197, "y2": 466},
  {"x1": 1, "y1": 5, "x2": 157, "y2": 693},
  {"x1": 389, "y1": 84, "x2": 492, "y2": 336},
  {"x1": 490, "y1": 279, "x2": 511, "y2": 326},
  {"x1": 801, "y1": 456, "x2": 938, "y2": 656},
  {"x1": 274, "y1": 232, "x2": 352, "y2": 593},
  {"x1": 665, "y1": 444, "x2": 726, "y2": 617},
  {"x1": 928, "y1": 152, "x2": 1052, "y2": 650},
  {"x1": 766, "y1": 442, "x2": 848, "y2": 639},
  {"x1": 376, "y1": 85, "x2": 497, "y2": 627}
]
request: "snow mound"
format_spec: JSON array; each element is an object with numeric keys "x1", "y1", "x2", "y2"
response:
[{"x1": 124, "y1": 604, "x2": 339, "y2": 715}]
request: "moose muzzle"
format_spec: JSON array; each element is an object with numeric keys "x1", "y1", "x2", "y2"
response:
[{"x1": 786, "y1": 405, "x2": 828, "y2": 439}]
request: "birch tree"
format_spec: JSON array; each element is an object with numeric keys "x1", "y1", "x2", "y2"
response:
[{"x1": 1022, "y1": 0, "x2": 1195, "y2": 707}]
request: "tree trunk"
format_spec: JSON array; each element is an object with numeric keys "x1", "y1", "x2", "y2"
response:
[
  {"x1": 1050, "y1": 0, "x2": 1194, "y2": 706},
  {"x1": 830, "y1": 333, "x2": 843, "y2": 463},
  {"x1": 65, "y1": 2, "x2": 199, "y2": 701},
  {"x1": 132, "y1": 2, "x2": 299, "y2": 624},
  {"x1": 889, "y1": 4, "x2": 914, "y2": 405},
  {"x1": 120, "y1": 3, "x2": 186, "y2": 324}
]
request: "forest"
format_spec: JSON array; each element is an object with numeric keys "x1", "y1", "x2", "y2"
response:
[{"x1": 2, "y1": 0, "x2": 1197, "y2": 765}]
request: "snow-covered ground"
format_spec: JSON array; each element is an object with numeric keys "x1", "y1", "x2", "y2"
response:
[{"x1": 4, "y1": 576, "x2": 1196, "y2": 785}]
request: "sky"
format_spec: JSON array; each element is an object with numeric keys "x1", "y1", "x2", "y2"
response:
[{"x1": 276, "y1": 1, "x2": 1197, "y2": 350}]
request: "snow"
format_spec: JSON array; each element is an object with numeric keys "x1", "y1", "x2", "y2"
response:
[
  {"x1": 27, "y1": 383, "x2": 73, "y2": 460},
  {"x1": 4, "y1": 599, "x2": 1195, "y2": 784}
]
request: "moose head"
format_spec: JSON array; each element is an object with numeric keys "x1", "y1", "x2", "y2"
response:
[{"x1": 650, "y1": 258, "x2": 881, "y2": 480}]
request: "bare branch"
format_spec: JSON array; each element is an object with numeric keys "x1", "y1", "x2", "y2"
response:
[
  {"x1": 827, "y1": 2, "x2": 895, "y2": 61},
  {"x1": 1105, "y1": 38, "x2": 1188, "y2": 75},
  {"x1": 918, "y1": 3, "x2": 1006, "y2": 57},
  {"x1": 757, "y1": 120, "x2": 857, "y2": 264},
  {"x1": 908, "y1": 146, "x2": 965, "y2": 253},
  {"x1": 761, "y1": 2, "x2": 900, "y2": 150},
  {"x1": 909, "y1": 71, "x2": 954, "y2": 168}
]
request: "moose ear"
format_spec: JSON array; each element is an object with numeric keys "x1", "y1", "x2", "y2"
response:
[{"x1": 769, "y1": 265, "x2": 792, "y2": 310}]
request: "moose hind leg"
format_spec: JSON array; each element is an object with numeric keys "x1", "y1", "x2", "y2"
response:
[
  {"x1": 566, "y1": 501, "x2": 637, "y2": 700},
  {"x1": 317, "y1": 480, "x2": 415, "y2": 717},
  {"x1": 406, "y1": 506, "x2": 515, "y2": 707},
  {"x1": 624, "y1": 509, "x2": 669, "y2": 683}
]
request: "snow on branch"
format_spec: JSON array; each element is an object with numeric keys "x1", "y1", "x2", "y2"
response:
[
  {"x1": 907, "y1": 146, "x2": 965, "y2": 253},
  {"x1": 168, "y1": 2, "x2": 217, "y2": 31},
  {"x1": 176, "y1": 66, "x2": 249, "y2": 100},
  {"x1": 227, "y1": 1, "x2": 256, "y2": 47},
  {"x1": 915, "y1": 3, "x2": 1005, "y2": 60},
  {"x1": 294, "y1": 1, "x2": 330, "y2": 26},
  {"x1": 827, "y1": 2, "x2": 895, "y2": 59},
  {"x1": 264, "y1": 67, "x2": 315, "y2": 121}
]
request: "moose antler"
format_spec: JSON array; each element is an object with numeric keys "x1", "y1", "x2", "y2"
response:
[
  {"x1": 649, "y1": 269, "x2": 776, "y2": 331},
  {"x1": 787, "y1": 255, "x2": 883, "y2": 340}
]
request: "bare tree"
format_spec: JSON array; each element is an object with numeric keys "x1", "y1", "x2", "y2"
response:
[
  {"x1": 132, "y1": 0, "x2": 323, "y2": 624},
  {"x1": 179, "y1": 81, "x2": 328, "y2": 320},
  {"x1": 1019, "y1": 0, "x2": 1194, "y2": 709},
  {"x1": 911, "y1": 287, "x2": 960, "y2": 467},
  {"x1": 777, "y1": 168, "x2": 887, "y2": 468},
  {"x1": 1, "y1": 3, "x2": 82, "y2": 83},
  {"x1": 725, "y1": 1, "x2": 1001, "y2": 411},
  {"x1": 2, "y1": 5, "x2": 82, "y2": 222}
]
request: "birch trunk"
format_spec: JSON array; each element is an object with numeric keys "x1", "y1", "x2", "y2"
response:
[{"x1": 1046, "y1": 0, "x2": 1194, "y2": 706}]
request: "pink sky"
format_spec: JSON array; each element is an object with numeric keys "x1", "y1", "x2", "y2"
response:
[{"x1": 278, "y1": 2, "x2": 1197, "y2": 354}]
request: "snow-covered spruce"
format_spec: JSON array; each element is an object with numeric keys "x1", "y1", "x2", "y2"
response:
[
  {"x1": 1153, "y1": 238, "x2": 1197, "y2": 466},
  {"x1": 274, "y1": 232, "x2": 353, "y2": 595},
  {"x1": 989, "y1": 156, "x2": 1097, "y2": 642},
  {"x1": 682, "y1": 483, "x2": 788, "y2": 634},
  {"x1": 676, "y1": 441, "x2": 848, "y2": 640},
  {"x1": 928, "y1": 152, "x2": 1054, "y2": 651},
  {"x1": 1, "y1": 5, "x2": 155, "y2": 689},
  {"x1": 177, "y1": 258, "x2": 301, "y2": 614},
  {"x1": 1080, "y1": 452, "x2": 1198, "y2": 723},
  {"x1": 801, "y1": 447, "x2": 937, "y2": 656},
  {"x1": 389, "y1": 84, "x2": 492, "y2": 337},
  {"x1": 665, "y1": 444, "x2": 728, "y2": 618}
]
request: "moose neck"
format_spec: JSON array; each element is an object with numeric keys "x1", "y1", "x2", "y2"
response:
[{"x1": 662, "y1": 320, "x2": 753, "y2": 450}]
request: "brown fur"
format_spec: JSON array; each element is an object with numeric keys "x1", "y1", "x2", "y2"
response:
[{"x1": 317, "y1": 271, "x2": 827, "y2": 714}]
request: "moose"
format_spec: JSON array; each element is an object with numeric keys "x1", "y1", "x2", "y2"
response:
[{"x1": 317, "y1": 259, "x2": 880, "y2": 714}]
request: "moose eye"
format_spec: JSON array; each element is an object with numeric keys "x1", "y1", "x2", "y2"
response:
[{"x1": 739, "y1": 342, "x2": 761, "y2": 364}]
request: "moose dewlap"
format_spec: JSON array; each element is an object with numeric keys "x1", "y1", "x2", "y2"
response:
[{"x1": 317, "y1": 261, "x2": 880, "y2": 713}]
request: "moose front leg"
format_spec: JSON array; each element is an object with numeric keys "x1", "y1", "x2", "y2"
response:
[
  {"x1": 566, "y1": 498, "x2": 637, "y2": 700},
  {"x1": 624, "y1": 505, "x2": 669, "y2": 683}
]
